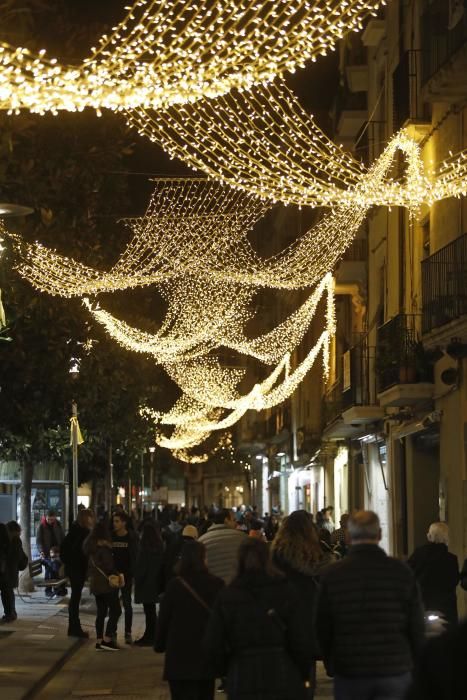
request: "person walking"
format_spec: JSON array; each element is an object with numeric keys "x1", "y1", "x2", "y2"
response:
[
  {"x1": 408, "y1": 521, "x2": 459, "y2": 627},
  {"x1": 83, "y1": 521, "x2": 122, "y2": 651},
  {"x1": 204, "y1": 538, "x2": 312, "y2": 700},
  {"x1": 155, "y1": 540, "x2": 224, "y2": 700},
  {"x1": 134, "y1": 522, "x2": 164, "y2": 646},
  {"x1": 271, "y1": 510, "x2": 329, "y2": 697},
  {"x1": 60, "y1": 508, "x2": 94, "y2": 637},
  {"x1": 1, "y1": 522, "x2": 28, "y2": 622},
  {"x1": 331, "y1": 513, "x2": 350, "y2": 557},
  {"x1": 199, "y1": 508, "x2": 246, "y2": 583},
  {"x1": 111, "y1": 511, "x2": 139, "y2": 644},
  {"x1": 316, "y1": 510, "x2": 425, "y2": 700},
  {"x1": 36, "y1": 509, "x2": 65, "y2": 598},
  {"x1": 3, "y1": 521, "x2": 28, "y2": 622}
]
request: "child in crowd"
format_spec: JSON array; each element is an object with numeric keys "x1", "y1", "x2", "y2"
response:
[{"x1": 41, "y1": 545, "x2": 67, "y2": 598}]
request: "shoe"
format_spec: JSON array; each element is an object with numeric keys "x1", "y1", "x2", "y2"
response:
[
  {"x1": 1, "y1": 614, "x2": 17, "y2": 623},
  {"x1": 134, "y1": 637, "x2": 153, "y2": 647},
  {"x1": 68, "y1": 628, "x2": 89, "y2": 638},
  {"x1": 100, "y1": 640, "x2": 120, "y2": 651},
  {"x1": 96, "y1": 643, "x2": 103, "y2": 651},
  {"x1": 124, "y1": 633, "x2": 132, "y2": 645}
]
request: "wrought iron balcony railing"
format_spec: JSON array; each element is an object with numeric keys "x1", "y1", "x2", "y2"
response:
[
  {"x1": 323, "y1": 336, "x2": 376, "y2": 426},
  {"x1": 421, "y1": 232, "x2": 467, "y2": 334},
  {"x1": 376, "y1": 314, "x2": 430, "y2": 393},
  {"x1": 422, "y1": 0, "x2": 467, "y2": 84},
  {"x1": 393, "y1": 50, "x2": 429, "y2": 132}
]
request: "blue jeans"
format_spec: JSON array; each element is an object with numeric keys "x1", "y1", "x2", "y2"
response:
[{"x1": 334, "y1": 672, "x2": 412, "y2": 700}]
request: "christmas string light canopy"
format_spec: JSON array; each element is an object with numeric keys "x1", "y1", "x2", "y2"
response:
[
  {"x1": 4, "y1": 178, "x2": 269, "y2": 297},
  {"x1": 0, "y1": 0, "x2": 384, "y2": 114},
  {"x1": 128, "y1": 80, "x2": 467, "y2": 210}
]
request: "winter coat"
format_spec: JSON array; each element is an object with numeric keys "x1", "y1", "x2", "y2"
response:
[
  {"x1": 316, "y1": 543, "x2": 425, "y2": 678},
  {"x1": 84, "y1": 541, "x2": 118, "y2": 596},
  {"x1": 155, "y1": 571, "x2": 224, "y2": 680},
  {"x1": 204, "y1": 571, "x2": 312, "y2": 700},
  {"x1": 408, "y1": 543, "x2": 459, "y2": 625},
  {"x1": 60, "y1": 522, "x2": 90, "y2": 580},
  {"x1": 272, "y1": 549, "x2": 331, "y2": 659},
  {"x1": 1, "y1": 537, "x2": 28, "y2": 588},
  {"x1": 163, "y1": 534, "x2": 190, "y2": 584},
  {"x1": 134, "y1": 547, "x2": 164, "y2": 604},
  {"x1": 36, "y1": 518, "x2": 64, "y2": 556},
  {"x1": 406, "y1": 619, "x2": 467, "y2": 700},
  {"x1": 198, "y1": 524, "x2": 246, "y2": 583}
]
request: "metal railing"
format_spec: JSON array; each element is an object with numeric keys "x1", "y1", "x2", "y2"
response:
[
  {"x1": 393, "y1": 50, "x2": 428, "y2": 132},
  {"x1": 355, "y1": 120, "x2": 386, "y2": 167},
  {"x1": 376, "y1": 314, "x2": 422, "y2": 392},
  {"x1": 323, "y1": 337, "x2": 377, "y2": 426},
  {"x1": 421, "y1": 232, "x2": 467, "y2": 334},
  {"x1": 422, "y1": 0, "x2": 467, "y2": 84}
]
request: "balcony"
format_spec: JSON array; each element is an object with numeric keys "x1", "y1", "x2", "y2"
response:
[
  {"x1": 322, "y1": 338, "x2": 384, "y2": 439},
  {"x1": 422, "y1": 233, "x2": 467, "y2": 344},
  {"x1": 376, "y1": 314, "x2": 434, "y2": 407},
  {"x1": 393, "y1": 50, "x2": 431, "y2": 137},
  {"x1": 356, "y1": 120, "x2": 386, "y2": 167},
  {"x1": 334, "y1": 85, "x2": 367, "y2": 151},
  {"x1": 421, "y1": 0, "x2": 467, "y2": 102}
]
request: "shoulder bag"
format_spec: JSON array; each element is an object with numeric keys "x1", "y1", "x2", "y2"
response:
[{"x1": 91, "y1": 557, "x2": 125, "y2": 589}]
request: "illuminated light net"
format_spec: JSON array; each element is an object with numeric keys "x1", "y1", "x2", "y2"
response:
[
  {"x1": 5, "y1": 135, "x2": 407, "y2": 298},
  {"x1": 5, "y1": 179, "x2": 269, "y2": 297},
  {"x1": 128, "y1": 80, "x2": 467, "y2": 209},
  {"x1": 85, "y1": 274, "x2": 332, "y2": 365},
  {"x1": 0, "y1": 0, "x2": 384, "y2": 114},
  {"x1": 9, "y1": 130, "x2": 466, "y2": 304}
]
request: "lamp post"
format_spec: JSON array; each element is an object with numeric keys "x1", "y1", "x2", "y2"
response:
[
  {"x1": 69, "y1": 357, "x2": 80, "y2": 526},
  {"x1": 140, "y1": 450, "x2": 145, "y2": 516},
  {"x1": 148, "y1": 446, "x2": 156, "y2": 518}
]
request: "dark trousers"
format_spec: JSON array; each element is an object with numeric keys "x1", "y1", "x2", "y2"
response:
[
  {"x1": 94, "y1": 591, "x2": 121, "y2": 640},
  {"x1": 0, "y1": 586, "x2": 15, "y2": 616},
  {"x1": 119, "y1": 578, "x2": 133, "y2": 634},
  {"x1": 168, "y1": 679, "x2": 214, "y2": 700},
  {"x1": 143, "y1": 602, "x2": 157, "y2": 641},
  {"x1": 68, "y1": 574, "x2": 85, "y2": 632},
  {"x1": 334, "y1": 672, "x2": 412, "y2": 700}
]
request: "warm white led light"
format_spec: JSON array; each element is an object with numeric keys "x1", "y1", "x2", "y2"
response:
[{"x1": 0, "y1": 1, "x2": 384, "y2": 114}]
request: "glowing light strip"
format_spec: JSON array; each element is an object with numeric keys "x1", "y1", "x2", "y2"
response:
[{"x1": 0, "y1": 1, "x2": 384, "y2": 114}]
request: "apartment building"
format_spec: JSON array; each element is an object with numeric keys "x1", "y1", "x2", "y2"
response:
[{"x1": 319, "y1": 0, "x2": 467, "y2": 615}]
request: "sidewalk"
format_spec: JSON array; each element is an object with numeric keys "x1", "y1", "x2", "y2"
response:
[
  {"x1": 0, "y1": 590, "x2": 83, "y2": 700},
  {"x1": 1, "y1": 589, "x2": 334, "y2": 699}
]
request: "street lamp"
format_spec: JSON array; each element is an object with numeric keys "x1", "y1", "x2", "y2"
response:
[
  {"x1": 0, "y1": 202, "x2": 34, "y2": 217},
  {"x1": 148, "y1": 446, "x2": 156, "y2": 518},
  {"x1": 69, "y1": 357, "x2": 80, "y2": 526}
]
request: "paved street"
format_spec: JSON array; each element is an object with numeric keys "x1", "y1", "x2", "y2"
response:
[{"x1": 0, "y1": 589, "x2": 333, "y2": 699}]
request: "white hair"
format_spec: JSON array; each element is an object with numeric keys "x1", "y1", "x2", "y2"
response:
[{"x1": 427, "y1": 522, "x2": 449, "y2": 545}]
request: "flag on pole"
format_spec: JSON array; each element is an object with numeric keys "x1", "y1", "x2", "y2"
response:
[{"x1": 70, "y1": 416, "x2": 85, "y2": 446}]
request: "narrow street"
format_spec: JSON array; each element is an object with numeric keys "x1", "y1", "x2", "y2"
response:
[{"x1": 0, "y1": 590, "x2": 333, "y2": 699}]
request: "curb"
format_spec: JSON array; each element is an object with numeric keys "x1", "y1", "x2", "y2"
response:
[{"x1": 22, "y1": 637, "x2": 84, "y2": 700}]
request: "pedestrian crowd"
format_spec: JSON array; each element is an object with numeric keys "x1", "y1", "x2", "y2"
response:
[{"x1": 1, "y1": 503, "x2": 467, "y2": 699}]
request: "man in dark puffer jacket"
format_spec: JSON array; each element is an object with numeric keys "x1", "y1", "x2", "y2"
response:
[{"x1": 316, "y1": 510, "x2": 425, "y2": 700}]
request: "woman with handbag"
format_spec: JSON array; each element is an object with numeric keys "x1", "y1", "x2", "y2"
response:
[
  {"x1": 154, "y1": 540, "x2": 224, "y2": 700},
  {"x1": 83, "y1": 521, "x2": 123, "y2": 651},
  {"x1": 204, "y1": 538, "x2": 312, "y2": 700}
]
